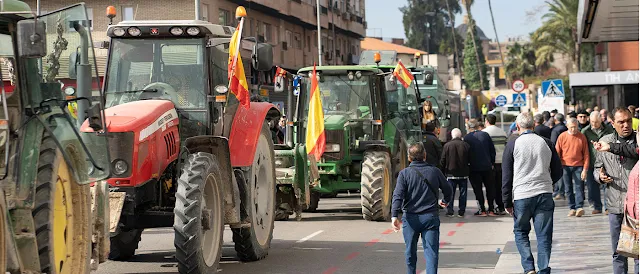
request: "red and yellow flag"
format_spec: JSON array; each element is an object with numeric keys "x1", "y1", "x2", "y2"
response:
[
  {"x1": 305, "y1": 65, "x2": 325, "y2": 161},
  {"x1": 393, "y1": 60, "x2": 414, "y2": 88},
  {"x1": 273, "y1": 66, "x2": 287, "y2": 83},
  {"x1": 228, "y1": 20, "x2": 250, "y2": 108}
]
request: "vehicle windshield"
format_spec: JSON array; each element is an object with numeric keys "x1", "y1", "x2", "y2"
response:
[
  {"x1": 387, "y1": 80, "x2": 418, "y2": 109},
  {"x1": 105, "y1": 38, "x2": 207, "y2": 109},
  {"x1": 303, "y1": 74, "x2": 373, "y2": 119}
]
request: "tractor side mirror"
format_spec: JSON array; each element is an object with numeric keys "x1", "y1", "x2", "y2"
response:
[
  {"x1": 16, "y1": 19, "x2": 47, "y2": 58},
  {"x1": 68, "y1": 51, "x2": 79, "y2": 79},
  {"x1": 253, "y1": 43, "x2": 273, "y2": 72},
  {"x1": 384, "y1": 75, "x2": 398, "y2": 92},
  {"x1": 423, "y1": 71, "x2": 434, "y2": 85},
  {"x1": 86, "y1": 103, "x2": 104, "y2": 132}
]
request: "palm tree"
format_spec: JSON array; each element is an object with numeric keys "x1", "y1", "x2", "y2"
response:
[
  {"x1": 532, "y1": 0, "x2": 580, "y2": 73},
  {"x1": 505, "y1": 43, "x2": 536, "y2": 80}
]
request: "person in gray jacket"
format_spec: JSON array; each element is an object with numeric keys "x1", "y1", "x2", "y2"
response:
[{"x1": 594, "y1": 107, "x2": 638, "y2": 274}]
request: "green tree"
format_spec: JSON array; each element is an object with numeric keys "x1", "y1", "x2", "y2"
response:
[
  {"x1": 505, "y1": 43, "x2": 536, "y2": 80},
  {"x1": 532, "y1": 0, "x2": 581, "y2": 73},
  {"x1": 401, "y1": 0, "x2": 461, "y2": 54},
  {"x1": 462, "y1": 17, "x2": 488, "y2": 90}
]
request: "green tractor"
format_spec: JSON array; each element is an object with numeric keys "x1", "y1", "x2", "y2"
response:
[
  {"x1": 274, "y1": 65, "x2": 421, "y2": 221},
  {"x1": 0, "y1": 2, "x2": 113, "y2": 273}
]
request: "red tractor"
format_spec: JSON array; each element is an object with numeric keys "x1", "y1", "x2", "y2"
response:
[{"x1": 99, "y1": 12, "x2": 280, "y2": 273}]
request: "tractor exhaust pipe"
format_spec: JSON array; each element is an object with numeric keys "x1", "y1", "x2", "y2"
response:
[{"x1": 194, "y1": 0, "x2": 201, "y2": 20}]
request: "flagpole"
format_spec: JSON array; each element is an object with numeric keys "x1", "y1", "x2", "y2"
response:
[{"x1": 316, "y1": 0, "x2": 323, "y2": 66}]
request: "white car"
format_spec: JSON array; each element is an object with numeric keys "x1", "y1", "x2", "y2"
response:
[{"x1": 488, "y1": 104, "x2": 522, "y2": 116}]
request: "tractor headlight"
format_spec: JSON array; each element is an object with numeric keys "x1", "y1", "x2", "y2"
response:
[
  {"x1": 170, "y1": 27, "x2": 184, "y2": 36},
  {"x1": 64, "y1": 86, "x2": 76, "y2": 96},
  {"x1": 113, "y1": 159, "x2": 128, "y2": 175},
  {"x1": 325, "y1": 143, "x2": 341, "y2": 153},
  {"x1": 186, "y1": 26, "x2": 200, "y2": 36},
  {"x1": 355, "y1": 71, "x2": 362, "y2": 79},
  {"x1": 113, "y1": 27, "x2": 126, "y2": 37},
  {"x1": 127, "y1": 27, "x2": 141, "y2": 36},
  {"x1": 348, "y1": 72, "x2": 354, "y2": 80}
]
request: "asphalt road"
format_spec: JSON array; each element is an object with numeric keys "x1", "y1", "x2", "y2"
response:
[{"x1": 95, "y1": 190, "x2": 515, "y2": 274}]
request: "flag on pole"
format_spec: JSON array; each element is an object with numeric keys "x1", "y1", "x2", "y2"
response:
[
  {"x1": 305, "y1": 65, "x2": 325, "y2": 161},
  {"x1": 228, "y1": 18, "x2": 250, "y2": 108},
  {"x1": 274, "y1": 66, "x2": 288, "y2": 83},
  {"x1": 393, "y1": 60, "x2": 414, "y2": 88}
]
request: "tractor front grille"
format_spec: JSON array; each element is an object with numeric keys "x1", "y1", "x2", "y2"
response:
[{"x1": 322, "y1": 129, "x2": 345, "y2": 161}]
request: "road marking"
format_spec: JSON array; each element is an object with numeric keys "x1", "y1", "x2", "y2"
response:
[
  {"x1": 447, "y1": 231, "x2": 456, "y2": 236},
  {"x1": 365, "y1": 239, "x2": 380, "y2": 247},
  {"x1": 439, "y1": 241, "x2": 449, "y2": 248},
  {"x1": 381, "y1": 229, "x2": 394, "y2": 234},
  {"x1": 296, "y1": 230, "x2": 324, "y2": 243},
  {"x1": 345, "y1": 252, "x2": 360, "y2": 260},
  {"x1": 456, "y1": 222, "x2": 465, "y2": 227},
  {"x1": 322, "y1": 266, "x2": 339, "y2": 274}
]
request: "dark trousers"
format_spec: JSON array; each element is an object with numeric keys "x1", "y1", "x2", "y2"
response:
[
  {"x1": 563, "y1": 166, "x2": 585, "y2": 210},
  {"x1": 446, "y1": 178, "x2": 468, "y2": 215},
  {"x1": 402, "y1": 213, "x2": 440, "y2": 274},
  {"x1": 492, "y1": 164, "x2": 505, "y2": 211},
  {"x1": 513, "y1": 193, "x2": 554, "y2": 274},
  {"x1": 469, "y1": 169, "x2": 495, "y2": 212},
  {"x1": 608, "y1": 213, "x2": 640, "y2": 274},
  {"x1": 586, "y1": 167, "x2": 603, "y2": 211}
]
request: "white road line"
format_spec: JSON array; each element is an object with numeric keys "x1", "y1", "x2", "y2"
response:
[{"x1": 296, "y1": 230, "x2": 324, "y2": 243}]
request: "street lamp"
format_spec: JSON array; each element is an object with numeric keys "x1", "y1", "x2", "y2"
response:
[{"x1": 424, "y1": 12, "x2": 435, "y2": 65}]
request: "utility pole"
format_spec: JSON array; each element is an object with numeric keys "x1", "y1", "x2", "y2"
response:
[
  {"x1": 488, "y1": 0, "x2": 508, "y2": 87},
  {"x1": 316, "y1": 0, "x2": 323, "y2": 66},
  {"x1": 331, "y1": 1, "x2": 336, "y2": 65},
  {"x1": 464, "y1": 3, "x2": 486, "y2": 91},
  {"x1": 445, "y1": 0, "x2": 462, "y2": 74},
  {"x1": 194, "y1": 0, "x2": 200, "y2": 20}
]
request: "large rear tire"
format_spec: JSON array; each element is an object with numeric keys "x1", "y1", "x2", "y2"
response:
[
  {"x1": 361, "y1": 151, "x2": 393, "y2": 222},
  {"x1": 108, "y1": 229, "x2": 143, "y2": 261},
  {"x1": 174, "y1": 152, "x2": 225, "y2": 274},
  {"x1": 232, "y1": 122, "x2": 275, "y2": 261},
  {"x1": 33, "y1": 133, "x2": 92, "y2": 274}
]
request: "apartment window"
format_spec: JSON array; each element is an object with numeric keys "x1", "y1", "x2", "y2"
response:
[
  {"x1": 218, "y1": 9, "x2": 230, "y2": 26},
  {"x1": 306, "y1": 36, "x2": 311, "y2": 52},
  {"x1": 285, "y1": 30, "x2": 293, "y2": 49},
  {"x1": 122, "y1": 6, "x2": 134, "y2": 21},
  {"x1": 294, "y1": 32, "x2": 302, "y2": 49},
  {"x1": 263, "y1": 23, "x2": 272, "y2": 42},
  {"x1": 201, "y1": 4, "x2": 209, "y2": 21}
]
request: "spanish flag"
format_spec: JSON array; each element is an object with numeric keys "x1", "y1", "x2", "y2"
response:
[
  {"x1": 228, "y1": 19, "x2": 250, "y2": 108},
  {"x1": 305, "y1": 65, "x2": 325, "y2": 161},
  {"x1": 273, "y1": 66, "x2": 287, "y2": 83},
  {"x1": 393, "y1": 60, "x2": 414, "y2": 88}
]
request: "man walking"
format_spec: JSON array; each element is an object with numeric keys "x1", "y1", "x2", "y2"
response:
[
  {"x1": 483, "y1": 114, "x2": 507, "y2": 215},
  {"x1": 440, "y1": 128, "x2": 470, "y2": 217},
  {"x1": 503, "y1": 113, "x2": 563, "y2": 274},
  {"x1": 594, "y1": 107, "x2": 639, "y2": 274},
  {"x1": 550, "y1": 113, "x2": 567, "y2": 144},
  {"x1": 534, "y1": 114, "x2": 552, "y2": 139},
  {"x1": 464, "y1": 119, "x2": 497, "y2": 216},
  {"x1": 582, "y1": 111, "x2": 613, "y2": 214},
  {"x1": 555, "y1": 118, "x2": 590, "y2": 217},
  {"x1": 422, "y1": 122, "x2": 443, "y2": 167},
  {"x1": 577, "y1": 110, "x2": 590, "y2": 130},
  {"x1": 392, "y1": 143, "x2": 453, "y2": 274}
]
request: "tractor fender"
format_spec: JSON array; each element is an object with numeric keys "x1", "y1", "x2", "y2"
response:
[
  {"x1": 357, "y1": 140, "x2": 390, "y2": 153},
  {"x1": 182, "y1": 136, "x2": 239, "y2": 224},
  {"x1": 228, "y1": 102, "x2": 280, "y2": 167}
]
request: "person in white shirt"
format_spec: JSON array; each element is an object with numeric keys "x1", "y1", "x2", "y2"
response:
[{"x1": 483, "y1": 114, "x2": 507, "y2": 215}]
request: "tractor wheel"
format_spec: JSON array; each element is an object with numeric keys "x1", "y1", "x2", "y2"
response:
[
  {"x1": 174, "y1": 152, "x2": 225, "y2": 274},
  {"x1": 33, "y1": 133, "x2": 92, "y2": 274},
  {"x1": 108, "y1": 229, "x2": 143, "y2": 261},
  {"x1": 0, "y1": 191, "x2": 7, "y2": 273},
  {"x1": 361, "y1": 151, "x2": 393, "y2": 222},
  {"x1": 232, "y1": 122, "x2": 275, "y2": 262},
  {"x1": 304, "y1": 191, "x2": 320, "y2": 212}
]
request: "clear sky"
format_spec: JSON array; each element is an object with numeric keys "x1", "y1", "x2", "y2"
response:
[{"x1": 365, "y1": 0, "x2": 549, "y2": 42}]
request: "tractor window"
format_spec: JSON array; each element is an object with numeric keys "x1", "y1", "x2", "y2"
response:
[
  {"x1": 303, "y1": 75, "x2": 373, "y2": 119},
  {"x1": 105, "y1": 38, "x2": 207, "y2": 109},
  {"x1": 387, "y1": 81, "x2": 418, "y2": 112}
]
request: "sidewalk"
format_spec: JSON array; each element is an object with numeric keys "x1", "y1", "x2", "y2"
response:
[{"x1": 493, "y1": 199, "x2": 617, "y2": 273}]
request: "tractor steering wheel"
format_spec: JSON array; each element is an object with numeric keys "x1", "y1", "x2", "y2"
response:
[{"x1": 140, "y1": 82, "x2": 181, "y2": 105}]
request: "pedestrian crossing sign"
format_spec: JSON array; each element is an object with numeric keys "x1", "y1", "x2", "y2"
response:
[
  {"x1": 512, "y1": 93, "x2": 526, "y2": 107},
  {"x1": 541, "y1": 79, "x2": 564, "y2": 97}
]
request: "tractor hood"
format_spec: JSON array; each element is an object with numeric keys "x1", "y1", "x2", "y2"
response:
[
  {"x1": 101, "y1": 100, "x2": 177, "y2": 133},
  {"x1": 323, "y1": 114, "x2": 349, "y2": 131}
]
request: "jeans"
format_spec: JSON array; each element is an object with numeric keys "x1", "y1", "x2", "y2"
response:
[
  {"x1": 446, "y1": 178, "x2": 468, "y2": 215},
  {"x1": 513, "y1": 193, "x2": 554, "y2": 274},
  {"x1": 493, "y1": 164, "x2": 505, "y2": 211},
  {"x1": 402, "y1": 213, "x2": 440, "y2": 274},
  {"x1": 608, "y1": 213, "x2": 640, "y2": 274},
  {"x1": 553, "y1": 178, "x2": 564, "y2": 197},
  {"x1": 586, "y1": 167, "x2": 603, "y2": 211},
  {"x1": 469, "y1": 170, "x2": 495, "y2": 212},
  {"x1": 563, "y1": 166, "x2": 585, "y2": 210}
]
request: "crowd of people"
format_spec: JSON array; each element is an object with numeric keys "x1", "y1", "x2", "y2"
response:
[{"x1": 392, "y1": 105, "x2": 639, "y2": 274}]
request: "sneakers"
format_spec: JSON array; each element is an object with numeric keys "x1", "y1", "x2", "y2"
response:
[
  {"x1": 457, "y1": 213, "x2": 464, "y2": 218},
  {"x1": 474, "y1": 210, "x2": 487, "y2": 217},
  {"x1": 592, "y1": 209, "x2": 602, "y2": 214},
  {"x1": 487, "y1": 211, "x2": 498, "y2": 217},
  {"x1": 568, "y1": 209, "x2": 576, "y2": 217},
  {"x1": 526, "y1": 271, "x2": 537, "y2": 274},
  {"x1": 446, "y1": 212, "x2": 454, "y2": 217},
  {"x1": 576, "y1": 208, "x2": 585, "y2": 217},
  {"x1": 553, "y1": 194, "x2": 565, "y2": 200},
  {"x1": 497, "y1": 209, "x2": 507, "y2": 215}
]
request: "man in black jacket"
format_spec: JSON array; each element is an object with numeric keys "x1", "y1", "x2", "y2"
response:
[
  {"x1": 464, "y1": 119, "x2": 497, "y2": 216},
  {"x1": 534, "y1": 114, "x2": 552, "y2": 139},
  {"x1": 440, "y1": 128, "x2": 470, "y2": 217},
  {"x1": 423, "y1": 122, "x2": 443, "y2": 167},
  {"x1": 392, "y1": 143, "x2": 453, "y2": 274},
  {"x1": 550, "y1": 113, "x2": 568, "y2": 144}
]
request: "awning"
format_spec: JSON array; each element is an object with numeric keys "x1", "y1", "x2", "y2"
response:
[
  {"x1": 577, "y1": 0, "x2": 639, "y2": 43},
  {"x1": 569, "y1": 70, "x2": 639, "y2": 87}
]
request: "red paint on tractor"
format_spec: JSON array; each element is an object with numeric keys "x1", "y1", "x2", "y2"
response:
[{"x1": 228, "y1": 102, "x2": 278, "y2": 167}]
